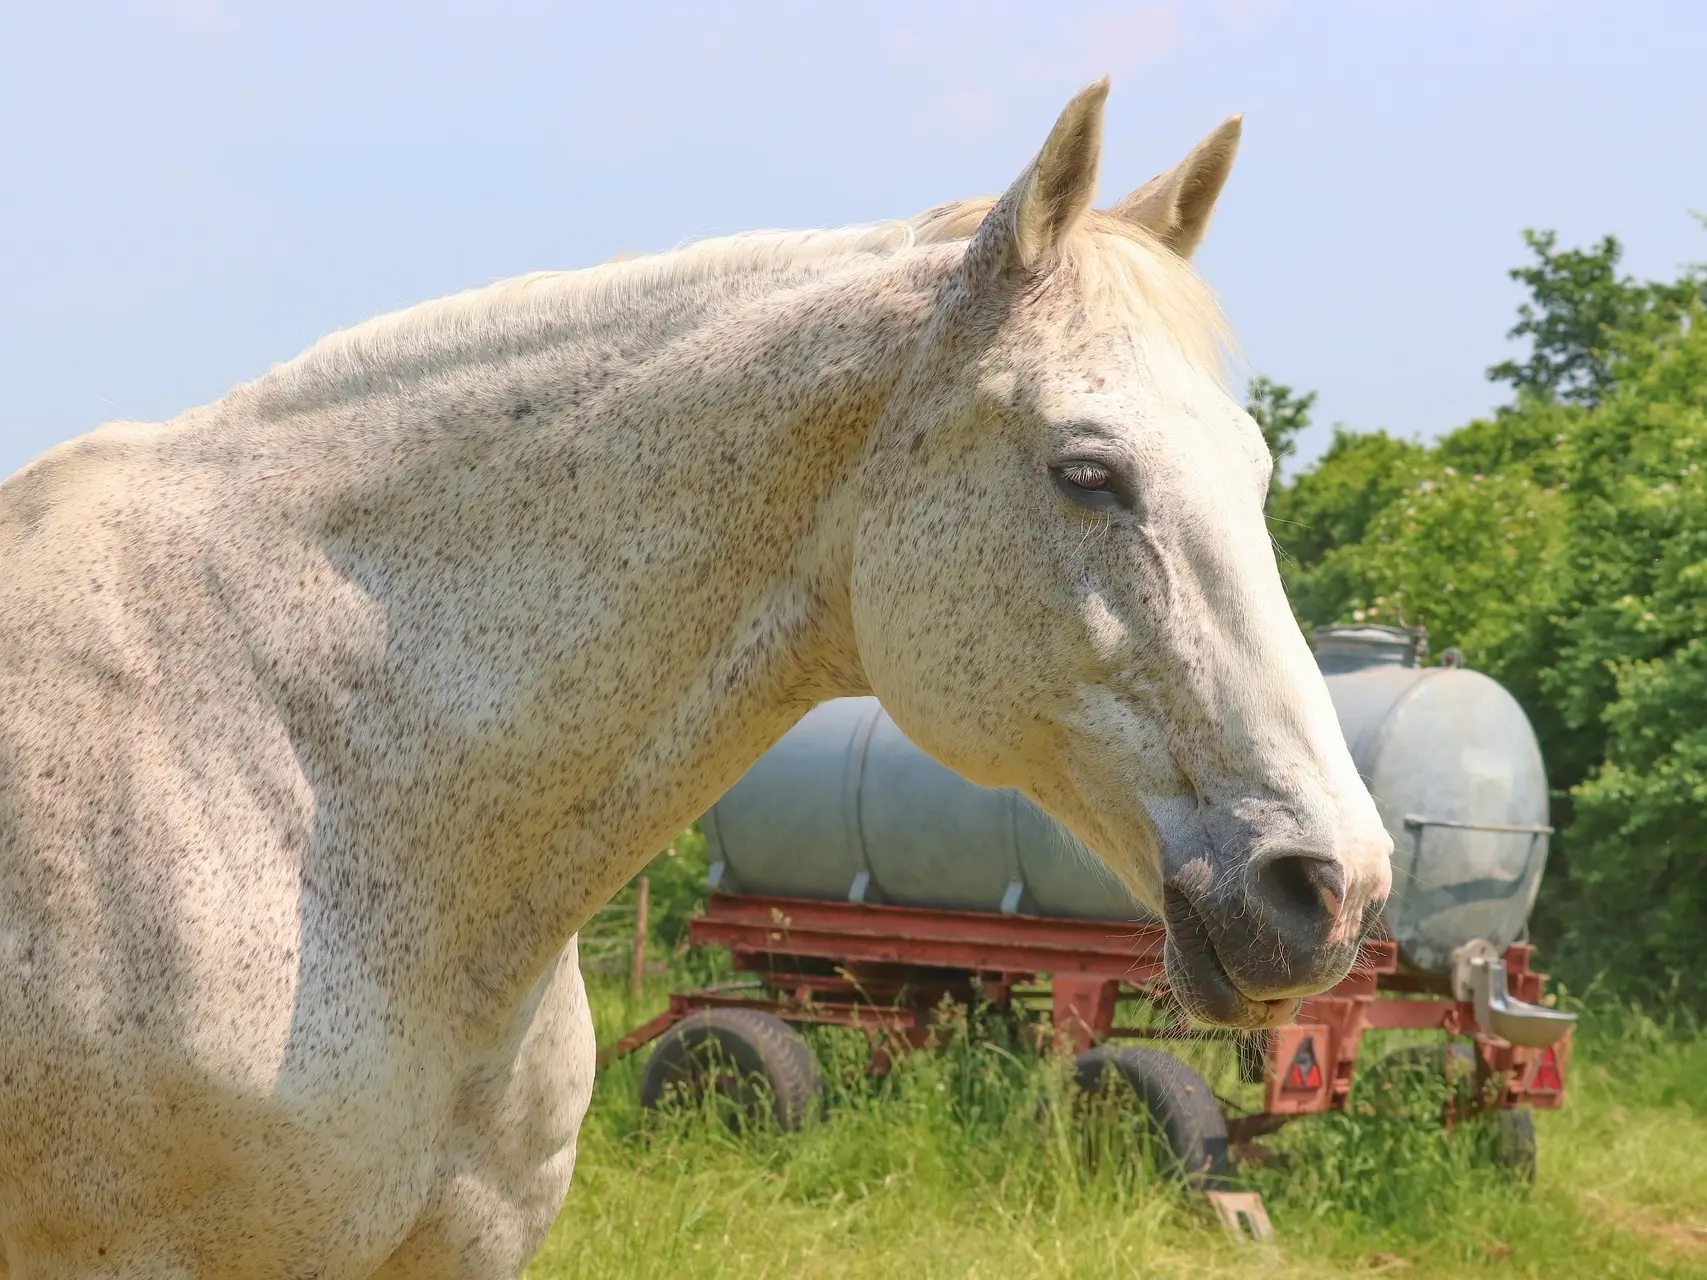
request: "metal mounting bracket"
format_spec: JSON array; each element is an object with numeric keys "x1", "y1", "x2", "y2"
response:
[{"x1": 1468, "y1": 956, "x2": 1577, "y2": 1048}]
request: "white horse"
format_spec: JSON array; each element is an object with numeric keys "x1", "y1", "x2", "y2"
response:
[{"x1": 0, "y1": 82, "x2": 1390, "y2": 1276}]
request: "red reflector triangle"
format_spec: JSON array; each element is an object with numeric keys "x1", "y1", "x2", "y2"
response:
[
  {"x1": 1284, "y1": 1037, "x2": 1323, "y2": 1091},
  {"x1": 1529, "y1": 1047, "x2": 1563, "y2": 1094}
]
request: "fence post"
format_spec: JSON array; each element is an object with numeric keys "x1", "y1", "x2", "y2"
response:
[{"x1": 631, "y1": 876, "x2": 650, "y2": 1004}]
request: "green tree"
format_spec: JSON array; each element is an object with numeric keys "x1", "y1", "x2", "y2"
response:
[
  {"x1": 1486, "y1": 228, "x2": 1703, "y2": 408},
  {"x1": 1536, "y1": 317, "x2": 1707, "y2": 992},
  {"x1": 1268, "y1": 428, "x2": 1426, "y2": 579},
  {"x1": 1271, "y1": 227, "x2": 1707, "y2": 1007}
]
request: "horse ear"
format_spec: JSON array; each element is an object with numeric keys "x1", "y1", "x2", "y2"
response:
[
  {"x1": 966, "y1": 79, "x2": 1109, "y2": 277},
  {"x1": 1111, "y1": 115, "x2": 1242, "y2": 259}
]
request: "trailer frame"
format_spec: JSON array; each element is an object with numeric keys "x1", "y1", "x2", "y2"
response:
[{"x1": 603, "y1": 892, "x2": 1572, "y2": 1139}]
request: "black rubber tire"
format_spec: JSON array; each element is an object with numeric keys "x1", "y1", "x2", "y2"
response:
[
  {"x1": 638, "y1": 1008, "x2": 823, "y2": 1130},
  {"x1": 1490, "y1": 1107, "x2": 1538, "y2": 1183},
  {"x1": 1362, "y1": 1043, "x2": 1538, "y2": 1181},
  {"x1": 1074, "y1": 1045, "x2": 1233, "y2": 1190}
]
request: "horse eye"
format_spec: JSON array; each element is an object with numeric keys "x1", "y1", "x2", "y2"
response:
[{"x1": 1058, "y1": 461, "x2": 1114, "y2": 492}]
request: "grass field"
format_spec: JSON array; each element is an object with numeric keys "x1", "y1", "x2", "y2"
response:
[{"x1": 524, "y1": 968, "x2": 1707, "y2": 1280}]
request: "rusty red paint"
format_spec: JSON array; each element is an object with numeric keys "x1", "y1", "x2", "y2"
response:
[{"x1": 607, "y1": 894, "x2": 1570, "y2": 1130}]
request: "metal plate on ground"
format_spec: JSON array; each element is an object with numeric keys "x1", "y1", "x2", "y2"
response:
[{"x1": 1205, "y1": 1190, "x2": 1276, "y2": 1243}]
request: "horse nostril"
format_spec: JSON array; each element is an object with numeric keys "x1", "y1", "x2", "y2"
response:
[{"x1": 1252, "y1": 854, "x2": 1346, "y2": 931}]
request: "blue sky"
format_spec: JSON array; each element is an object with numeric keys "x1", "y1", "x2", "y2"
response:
[{"x1": 3, "y1": 1, "x2": 1702, "y2": 481}]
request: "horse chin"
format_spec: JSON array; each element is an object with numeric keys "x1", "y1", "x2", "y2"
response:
[{"x1": 1162, "y1": 918, "x2": 1301, "y2": 1031}]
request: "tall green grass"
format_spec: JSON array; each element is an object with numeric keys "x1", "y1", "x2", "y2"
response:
[{"x1": 526, "y1": 969, "x2": 1706, "y2": 1279}]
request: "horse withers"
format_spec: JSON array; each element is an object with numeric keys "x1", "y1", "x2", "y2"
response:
[{"x1": 0, "y1": 81, "x2": 1389, "y2": 1276}]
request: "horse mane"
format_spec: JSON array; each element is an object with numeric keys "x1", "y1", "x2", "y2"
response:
[{"x1": 239, "y1": 200, "x2": 1233, "y2": 417}]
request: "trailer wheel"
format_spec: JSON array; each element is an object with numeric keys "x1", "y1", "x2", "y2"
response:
[
  {"x1": 1363, "y1": 1043, "x2": 1538, "y2": 1181},
  {"x1": 638, "y1": 1008, "x2": 823, "y2": 1130},
  {"x1": 1488, "y1": 1108, "x2": 1537, "y2": 1182},
  {"x1": 1073, "y1": 1046, "x2": 1233, "y2": 1190}
]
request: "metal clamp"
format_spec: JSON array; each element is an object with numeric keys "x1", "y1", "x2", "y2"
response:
[{"x1": 1468, "y1": 956, "x2": 1577, "y2": 1049}]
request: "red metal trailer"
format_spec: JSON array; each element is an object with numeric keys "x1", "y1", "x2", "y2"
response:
[{"x1": 605, "y1": 891, "x2": 1574, "y2": 1184}]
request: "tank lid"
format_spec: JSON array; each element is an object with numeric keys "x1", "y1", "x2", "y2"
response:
[{"x1": 1314, "y1": 624, "x2": 1427, "y2": 674}]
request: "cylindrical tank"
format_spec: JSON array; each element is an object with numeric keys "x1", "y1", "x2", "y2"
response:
[
  {"x1": 1314, "y1": 626, "x2": 1552, "y2": 973},
  {"x1": 702, "y1": 698, "x2": 1133, "y2": 920},
  {"x1": 701, "y1": 625, "x2": 1552, "y2": 974}
]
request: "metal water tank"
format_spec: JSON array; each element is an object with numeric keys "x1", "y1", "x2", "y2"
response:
[
  {"x1": 1316, "y1": 626, "x2": 1552, "y2": 973},
  {"x1": 701, "y1": 626, "x2": 1552, "y2": 974},
  {"x1": 701, "y1": 696, "x2": 1135, "y2": 919}
]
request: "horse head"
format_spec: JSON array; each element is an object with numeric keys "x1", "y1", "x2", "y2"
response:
[{"x1": 853, "y1": 82, "x2": 1392, "y2": 1029}]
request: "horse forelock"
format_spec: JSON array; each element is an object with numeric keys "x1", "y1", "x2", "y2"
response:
[
  {"x1": 907, "y1": 196, "x2": 1235, "y2": 380},
  {"x1": 1073, "y1": 216, "x2": 1238, "y2": 390}
]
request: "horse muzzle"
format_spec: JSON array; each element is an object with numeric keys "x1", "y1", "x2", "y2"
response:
[{"x1": 1160, "y1": 847, "x2": 1388, "y2": 1030}]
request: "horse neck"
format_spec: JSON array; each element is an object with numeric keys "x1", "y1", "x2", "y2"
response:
[
  {"x1": 515, "y1": 263, "x2": 941, "y2": 843},
  {"x1": 228, "y1": 252, "x2": 944, "y2": 995}
]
